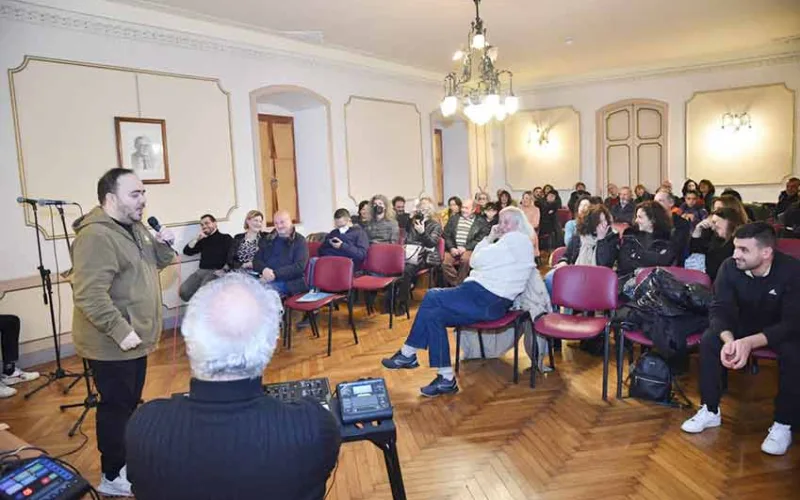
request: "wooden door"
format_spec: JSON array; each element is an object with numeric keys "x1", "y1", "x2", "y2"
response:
[
  {"x1": 433, "y1": 129, "x2": 444, "y2": 205},
  {"x1": 258, "y1": 114, "x2": 300, "y2": 223},
  {"x1": 597, "y1": 100, "x2": 667, "y2": 195}
]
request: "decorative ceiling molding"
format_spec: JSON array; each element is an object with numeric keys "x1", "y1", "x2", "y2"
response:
[{"x1": 0, "y1": 0, "x2": 441, "y2": 85}]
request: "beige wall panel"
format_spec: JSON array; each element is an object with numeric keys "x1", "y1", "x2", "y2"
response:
[
  {"x1": 137, "y1": 74, "x2": 236, "y2": 224},
  {"x1": 687, "y1": 83, "x2": 794, "y2": 185},
  {"x1": 607, "y1": 145, "x2": 631, "y2": 188},
  {"x1": 12, "y1": 59, "x2": 139, "y2": 238},
  {"x1": 504, "y1": 107, "x2": 581, "y2": 190},
  {"x1": 0, "y1": 283, "x2": 73, "y2": 343},
  {"x1": 637, "y1": 108, "x2": 663, "y2": 140},
  {"x1": 345, "y1": 97, "x2": 424, "y2": 202},
  {"x1": 638, "y1": 144, "x2": 663, "y2": 192},
  {"x1": 606, "y1": 109, "x2": 630, "y2": 141}
]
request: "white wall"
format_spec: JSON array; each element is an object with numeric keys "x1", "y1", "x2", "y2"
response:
[
  {"x1": 440, "y1": 121, "x2": 470, "y2": 200},
  {"x1": 294, "y1": 106, "x2": 334, "y2": 232}
]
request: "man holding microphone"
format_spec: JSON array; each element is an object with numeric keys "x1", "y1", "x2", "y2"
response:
[{"x1": 71, "y1": 168, "x2": 176, "y2": 496}]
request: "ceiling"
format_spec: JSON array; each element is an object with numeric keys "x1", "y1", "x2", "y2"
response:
[{"x1": 112, "y1": 0, "x2": 800, "y2": 85}]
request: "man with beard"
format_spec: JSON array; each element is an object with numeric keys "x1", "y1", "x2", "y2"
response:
[
  {"x1": 681, "y1": 223, "x2": 800, "y2": 456},
  {"x1": 71, "y1": 168, "x2": 176, "y2": 495},
  {"x1": 179, "y1": 213, "x2": 233, "y2": 301}
]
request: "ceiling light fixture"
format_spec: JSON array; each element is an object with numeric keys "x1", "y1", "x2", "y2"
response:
[{"x1": 439, "y1": 0, "x2": 518, "y2": 125}]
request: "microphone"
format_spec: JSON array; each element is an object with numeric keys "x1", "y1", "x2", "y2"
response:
[
  {"x1": 37, "y1": 198, "x2": 75, "y2": 206},
  {"x1": 16, "y1": 196, "x2": 37, "y2": 205},
  {"x1": 147, "y1": 216, "x2": 175, "y2": 249}
]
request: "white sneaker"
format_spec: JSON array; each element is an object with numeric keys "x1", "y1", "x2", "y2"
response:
[
  {"x1": 0, "y1": 383, "x2": 17, "y2": 399},
  {"x1": 1, "y1": 368, "x2": 40, "y2": 386},
  {"x1": 96, "y1": 470, "x2": 132, "y2": 497},
  {"x1": 761, "y1": 422, "x2": 792, "y2": 456},
  {"x1": 681, "y1": 404, "x2": 722, "y2": 434}
]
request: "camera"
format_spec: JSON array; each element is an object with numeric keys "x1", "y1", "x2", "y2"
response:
[{"x1": 412, "y1": 212, "x2": 425, "y2": 223}]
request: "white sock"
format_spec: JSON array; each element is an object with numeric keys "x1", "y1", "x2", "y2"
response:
[
  {"x1": 438, "y1": 367, "x2": 455, "y2": 380},
  {"x1": 400, "y1": 344, "x2": 417, "y2": 357}
]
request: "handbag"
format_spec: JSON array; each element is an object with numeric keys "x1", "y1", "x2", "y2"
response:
[{"x1": 404, "y1": 244, "x2": 423, "y2": 265}]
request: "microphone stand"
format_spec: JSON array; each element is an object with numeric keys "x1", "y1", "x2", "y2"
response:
[{"x1": 23, "y1": 203, "x2": 81, "y2": 399}]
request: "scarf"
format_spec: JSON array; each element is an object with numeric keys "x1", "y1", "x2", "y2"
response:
[{"x1": 576, "y1": 234, "x2": 598, "y2": 266}]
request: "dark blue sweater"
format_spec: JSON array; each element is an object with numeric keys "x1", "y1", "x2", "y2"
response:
[{"x1": 319, "y1": 226, "x2": 369, "y2": 269}]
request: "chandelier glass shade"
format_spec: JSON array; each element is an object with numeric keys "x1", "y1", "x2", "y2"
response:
[{"x1": 440, "y1": 0, "x2": 519, "y2": 125}]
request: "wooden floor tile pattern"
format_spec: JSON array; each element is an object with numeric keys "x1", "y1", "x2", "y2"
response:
[{"x1": 1, "y1": 300, "x2": 797, "y2": 499}]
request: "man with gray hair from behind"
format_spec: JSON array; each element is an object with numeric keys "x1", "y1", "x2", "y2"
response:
[{"x1": 125, "y1": 273, "x2": 341, "y2": 500}]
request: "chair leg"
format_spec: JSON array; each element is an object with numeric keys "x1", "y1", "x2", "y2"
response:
[
  {"x1": 327, "y1": 303, "x2": 334, "y2": 356},
  {"x1": 478, "y1": 330, "x2": 486, "y2": 359},
  {"x1": 530, "y1": 329, "x2": 538, "y2": 388},
  {"x1": 309, "y1": 312, "x2": 320, "y2": 339},
  {"x1": 602, "y1": 326, "x2": 610, "y2": 401},
  {"x1": 512, "y1": 319, "x2": 520, "y2": 384},
  {"x1": 389, "y1": 283, "x2": 394, "y2": 330},
  {"x1": 616, "y1": 329, "x2": 625, "y2": 399},
  {"x1": 347, "y1": 294, "x2": 359, "y2": 344},
  {"x1": 455, "y1": 328, "x2": 461, "y2": 374},
  {"x1": 286, "y1": 309, "x2": 294, "y2": 350},
  {"x1": 282, "y1": 309, "x2": 288, "y2": 348},
  {"x1": 548, "y1": 338, "x2": 556, "y2": 369}
]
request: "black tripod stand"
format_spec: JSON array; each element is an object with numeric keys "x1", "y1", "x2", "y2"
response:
[{"x1": 23, "y1": 202, "x2": 81, "y2": 399}]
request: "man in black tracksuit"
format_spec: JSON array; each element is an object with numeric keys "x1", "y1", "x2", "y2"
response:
[{"x1": 681, "y1": 223, "x2": 800, "y2": 456}]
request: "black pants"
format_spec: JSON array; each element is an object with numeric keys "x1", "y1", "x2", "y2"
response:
[
  {"x1": 89, "y1": 357, "x2": 147, "y2": 479},
  {"x1": 699, "y1": 329, "x2": 800, "y2": 426},
  {"x1": 0, "y1": 315, "x2": 21, "y2": 368}
]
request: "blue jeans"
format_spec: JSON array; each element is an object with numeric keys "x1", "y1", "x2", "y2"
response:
[
  {"x1": 544, "y1": 268, "x2": 556, "y2": 297},
  {"x1": 268, "y1": 281, "x2": 290, "y2": 297},
  {"x1": 405, "y1": 281, "x2": 512, "y2": 368}
]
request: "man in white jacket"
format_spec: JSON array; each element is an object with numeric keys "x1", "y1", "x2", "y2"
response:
[{"x1": 382, "y1": 207, "x2": 535, "y2": 396}]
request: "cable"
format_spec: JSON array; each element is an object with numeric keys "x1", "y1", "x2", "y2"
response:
[
  {"x1": 323, "y1": 458, "x2": 339, "y2": 499},
  {"x1": 54, "y1": 419, "x2": 90, "y2": 460},
  {"x1": 48, "y1": 207, "x2": 64, "y2": 354}
]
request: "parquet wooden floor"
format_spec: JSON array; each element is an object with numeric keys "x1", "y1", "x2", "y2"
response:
[{"x1": 1, "y1": 296, "x2": 797, "y2": 499}]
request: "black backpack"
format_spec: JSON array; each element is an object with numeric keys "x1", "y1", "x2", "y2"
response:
[{"x1": 629, "y1": 353, "x2": 672, "y2": 403}]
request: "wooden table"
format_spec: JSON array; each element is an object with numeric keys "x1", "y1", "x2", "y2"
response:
[{"x1": 0, "y1": 428, "x2": 41, "y2": 459}]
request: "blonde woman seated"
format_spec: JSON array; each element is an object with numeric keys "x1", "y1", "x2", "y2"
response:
[{"x1": 226, "y1": 210, "x2": 267, "y2": 273}]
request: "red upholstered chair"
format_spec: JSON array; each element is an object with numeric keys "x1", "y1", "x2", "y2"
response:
[
  {"x1": 352, "y1": 244, "x2": 405, "y2": 328},
  {"x1": 556, "y1": 208, "x2": 572, "y2": 228},
  {"x1": 777, "y1": 238, "x2": 800, "y2": 259},
  {"x1": 549, "y1": 246, "x2": 567, "y2": 267},
  {"x1": 284, "y1": 256, "x2": 357, "y2": 356},
  {"x1": 615, "y1": 266, "x2": 711, "y2": 398},
  {"x1": 533, "y1": 265, "x2": 619, "y2": 399},
  {"x1": 454, "y1": 310, "x2": 533, "y2": 384},
  {"x1": 748, "y1": 347, "x2": 778, "y2": 377},
  {"x1": 307, "y1": 241, "x2": 322, "y2": 258}
]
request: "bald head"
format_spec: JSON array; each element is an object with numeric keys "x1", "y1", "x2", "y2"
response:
[
  {"x1": 654, "y1": 191, "x2": 674, "y2": 210},
  {"x1": 273, "y1": 210, "x2": 293, "y2": 237}
]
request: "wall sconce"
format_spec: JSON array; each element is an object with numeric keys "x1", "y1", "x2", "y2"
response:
[
  {"x1": 721, "y1": 112, "x2": 751, "y2": 132},
  {"x1": 527, "y1": 126, "x2": 550, "y2": 147}
]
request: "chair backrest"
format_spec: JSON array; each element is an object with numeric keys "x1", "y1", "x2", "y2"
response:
[
  {"x1": 556, "y1": 208, "x2": 572, "y2": 227},
  {"x1": 437, "y1": 235, "x2": 445, "y2": 258},
  {"x1": 552, "y1": 265, "x2": 618, "y2": 311},
  {"x1": 777, "y1": 238, "x2": 800, "y2": 260},
  {"x1": 549, "y1": 246, "x2": 567, "y2": 267},
  {"x1": 307, "y1": 241, "x2": 322, "y2": 258},
  {"x1": 635, "y1": 266, "x2": 711, "y2": 287},
  {"x1": 313, "y1": 256, "x2": 354, "y2": 292},
  {"x1": 362, "y1": 244, "x2": 404, "y2": 275}
]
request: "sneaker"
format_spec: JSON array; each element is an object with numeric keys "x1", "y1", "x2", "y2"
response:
[
  {"x1": 681, "y1": 404, "x2": 722, "y2": 434},
  {"x1": 420, "y1": 375, "x2": 459, "y2": 397},
  {"x1": 0, "y1": 383, "x2": 17, "y2": 399},
  {"x1": 96, "y1": 470, "x2": 132, "y2": 497},
  {"x1": 0, "y1": 368, "x2": 40, "y2": 386},
  {"x1": 761, "y1": 422, "x2": 792, "y2": 456},
  {"x1": 381, "y1": 351, "x2": 419, "y2": 370}
]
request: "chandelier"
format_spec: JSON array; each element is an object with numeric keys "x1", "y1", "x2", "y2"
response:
[{"x1": 439, "y1": 0, "x2": 519, "y2": 125}]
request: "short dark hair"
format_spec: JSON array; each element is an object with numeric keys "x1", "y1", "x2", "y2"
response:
[
  {"x1": 575, "y1": 181, "x2": 586, "y2": 190},
  {"x1": 97, "y1": 168, "x2": 136, "y2": 205},
  {"x1": 483, "y1": 202, "x2": 500, "y2": 213},
  {"x1": 391, "y1": 196, "x2": 405, "y2": 205},
  {"x1": 734, "y1": 222, "x2": 776, "y2": 249},
  {"x1": 200, "y1": 214, "x2": 217, "y2": 223},
  {"x1": 577, "y1": 204, "x2": 612, "y2": 237},
  {"x1": 588, "y1": 196, "x2": 604, "y2": 206},
  {"x1": 358, "y1": 200, "x2": 370, "y2": 211},
  {"x1": 447, "y1": 196, "x2": 462, "y2": 210},
  {"x1": 684, "y1": 189, "x2": 700, "y2": 198},
  {"x1": 720, "y1": 188, "x2": 742, "y2": 201},
  {"x1": 334, "y1": 208, "x2": 350, "y2": 219}
]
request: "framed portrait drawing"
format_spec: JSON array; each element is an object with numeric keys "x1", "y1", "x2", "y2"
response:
[{"x1": 115, "y1": 117, "x2": 170, "y2": 184}]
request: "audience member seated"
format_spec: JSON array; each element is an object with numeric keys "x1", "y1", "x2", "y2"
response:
[
  {"x1": 180, "y1": 214, "x2": 233, "y2": 302},
  {"x1": 698, "y1": 179, "x2": 716, "y2": 212},
  {"x1": 655, "y1": 191, "x2": 691, "y2": 266},
  {"x1": 611, "y1": 186, "x2": 636, "y2": 225},
  {"x1": 781, "y1": 201, "x2": 800, "y2": 236},
  {"x1": 659, "y1": 179, "x2": 673, "y2": 194},
  {"x1": 568, "y1": 181, "x2": 590, "y2": 214},
  {"x1": 545, "y1": 204, "x2": 618, "y2": 295},
  {"x1": 442, "y1": 199, "x2": 489, "y2": 286},
  {"x1": 689, "y1": 207, "x2": 746, "y2": 282},
  {"x1": 440, "y1": 196, "x2": 462, "y2": 227},
  {"x1": 365, "y1": 194, "x2": 400, "y2": 244},
  {"x1": 0, "y1": 314, "x2": 40, "y2": 398},
  {"x1": 392, "y1": 197, "x2": 442, "y2": 314},
  {"x1": 564, "y1": 195, "x2": 592, "y2": 245},
  {"x1": 474, "y1": 190, "x2": 490, "y2": 215},
  {"x1": 126, "y1": 274, "x2": 341, "y2": 499},
  {"x1": 713, "y1": 194, "x2": 751, "y2": 223},
  {"x1": 678, "y1": 190, "x2": 707, "y2": 230},
  {"x1": 351, "y1": 200, "x2": 370, "y2": 227},
  {"x1": 604, "y1": 183, "x2": 620, "y2": 209},
  {"x1": 253, "y1": 211, "x2": 308, "y2": 297},
  {"x1": 498, "y1": 190, "x2": 515, "y2": 209},
  {"x1": 381, "y1": 207, "x2": 535, "y2": 396},
  {"x1": 775, "y1": 177, "x2": 799, "y2": 219},
  {"x1": 719, "y1": 188, "x2": 756, "y2": 222},
  {"x1": 542, "y1": 184, "x2": 562, "y2": 208},
  {"x1": 226, "y1": 210, "x2": 266, "y2": 273},
  {"x1": 519, "y1": 190, "x2": 541, "y2": 259},
  {"x1": 681, "y1": 223, "x2": 800, "y2": 456},
  {"x1": 483, "y1": 202, "x2": 500, "y2": 227},
  {"x1": 618, "y1": 201, "x2": 675, "y2": 284},
  {"x1": 392, "y1": 195, "x2": 410, "y2": 233},
  {"x1": 679, "y1": 179, "x2": 698, "y2": 206},
  {"x1": 634, "y1": 184, "x2": 654, "y2": 204},
  {"x1": 319, "y1": 208, "x2": 369, "y2": 270},
  {"x1": 538, "y1": 190, "x2": 562, "y2": 250}
]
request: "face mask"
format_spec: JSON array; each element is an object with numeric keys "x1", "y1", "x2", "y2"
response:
[
  {"x1": 338, "y1": 226, "x2": 349, "y2": 234},
  {"x1": 373, "y1": 205, "x2": 385, "y2": 215}
]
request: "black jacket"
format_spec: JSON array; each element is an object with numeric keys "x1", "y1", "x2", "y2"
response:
[
  {"x1": 183, "y1": 231, "x2": 233, "y2": 270},
  {"x1": 126, "y1": 378, "x2": 341, "y2": 500},
  {"x1": 561, "y1": 232, "x2": 619, "y2": 268},
  {"x1": 538, "y1": 201, "x2": 561, "y2": 235},
  {"x1": 617, "y1": 229, "x2": 675, "y2": 280},
  {"x1": 777, "y1": 192, "x2": 799, "y2": 217},
  {"x1": 709, "y1": 252, "x2": 800, "y2": 347},
  {"x1": 253, "y1": 230, "x2": 309, "y2": 295},
  {"x1": 226, "y1": 232, "x2": 268, "y2": 270},
  {"x1": 670, "y1": 213, "x2": 691, "y2": 266},
  {"x1": 406, "y1": 218, "x2": 443, "y2": 266},
  {"x1": 689, "y1": 230, "x2": 732, "y2": 282},
  {"x1": 318, "y1": 226, "x2": 369, "y2": 269},
  {"x1": 443, "y1": 214, "x2": 489, "y2": 251},
  {"x1": 611, "y1": 202, "x2": 635, "y2": 225}
]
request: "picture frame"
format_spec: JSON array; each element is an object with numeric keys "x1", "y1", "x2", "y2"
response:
[{"x1": 114, "y1": 117, "x2": 170, "y2": 184}]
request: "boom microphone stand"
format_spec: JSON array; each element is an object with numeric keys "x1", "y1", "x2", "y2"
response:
[{"x1": 22, "y1": 201, "x2": 81, "y2": 399}]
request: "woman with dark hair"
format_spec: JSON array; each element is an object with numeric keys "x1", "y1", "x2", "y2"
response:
[
  {"x1": 542, "y1": 184, "x2": 563, "y2": 208},
  {"x1": 680, "y1": 179, "x2": 698, "y2": 206},
  {"x1": 634, "y1": 184, "x2": 654, "y2": 204},
  {"x1": 698, "y1": 179, "x2": 716, "y2": 212},
  {"x1": 563, "y1": 195, "x2": 592, "y2": 245},
  {"x1": 352, "y1": 200, "x2": 370, "y2": 227},
  {"x1": 719, "y1": 188, "x2": 756, "y2": 221},
  {"x1": 498, "y1": 190, "x2": 515, "y2": 209},
  {"x1": 440, "y1": 196, "x2": 462, "y2": 226},
  {"x1": 538, "y1": 191, "x2": 562, "y2": 250},
  {"x1": 617, "y1": 200, "x2": 675, "y2": 282},
  {"x1": 711, "y1": 194, "x2": 751, "y2": 223},
  {"x1": 689, "y1": 207, "x2": 746, "y2": 281}
]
